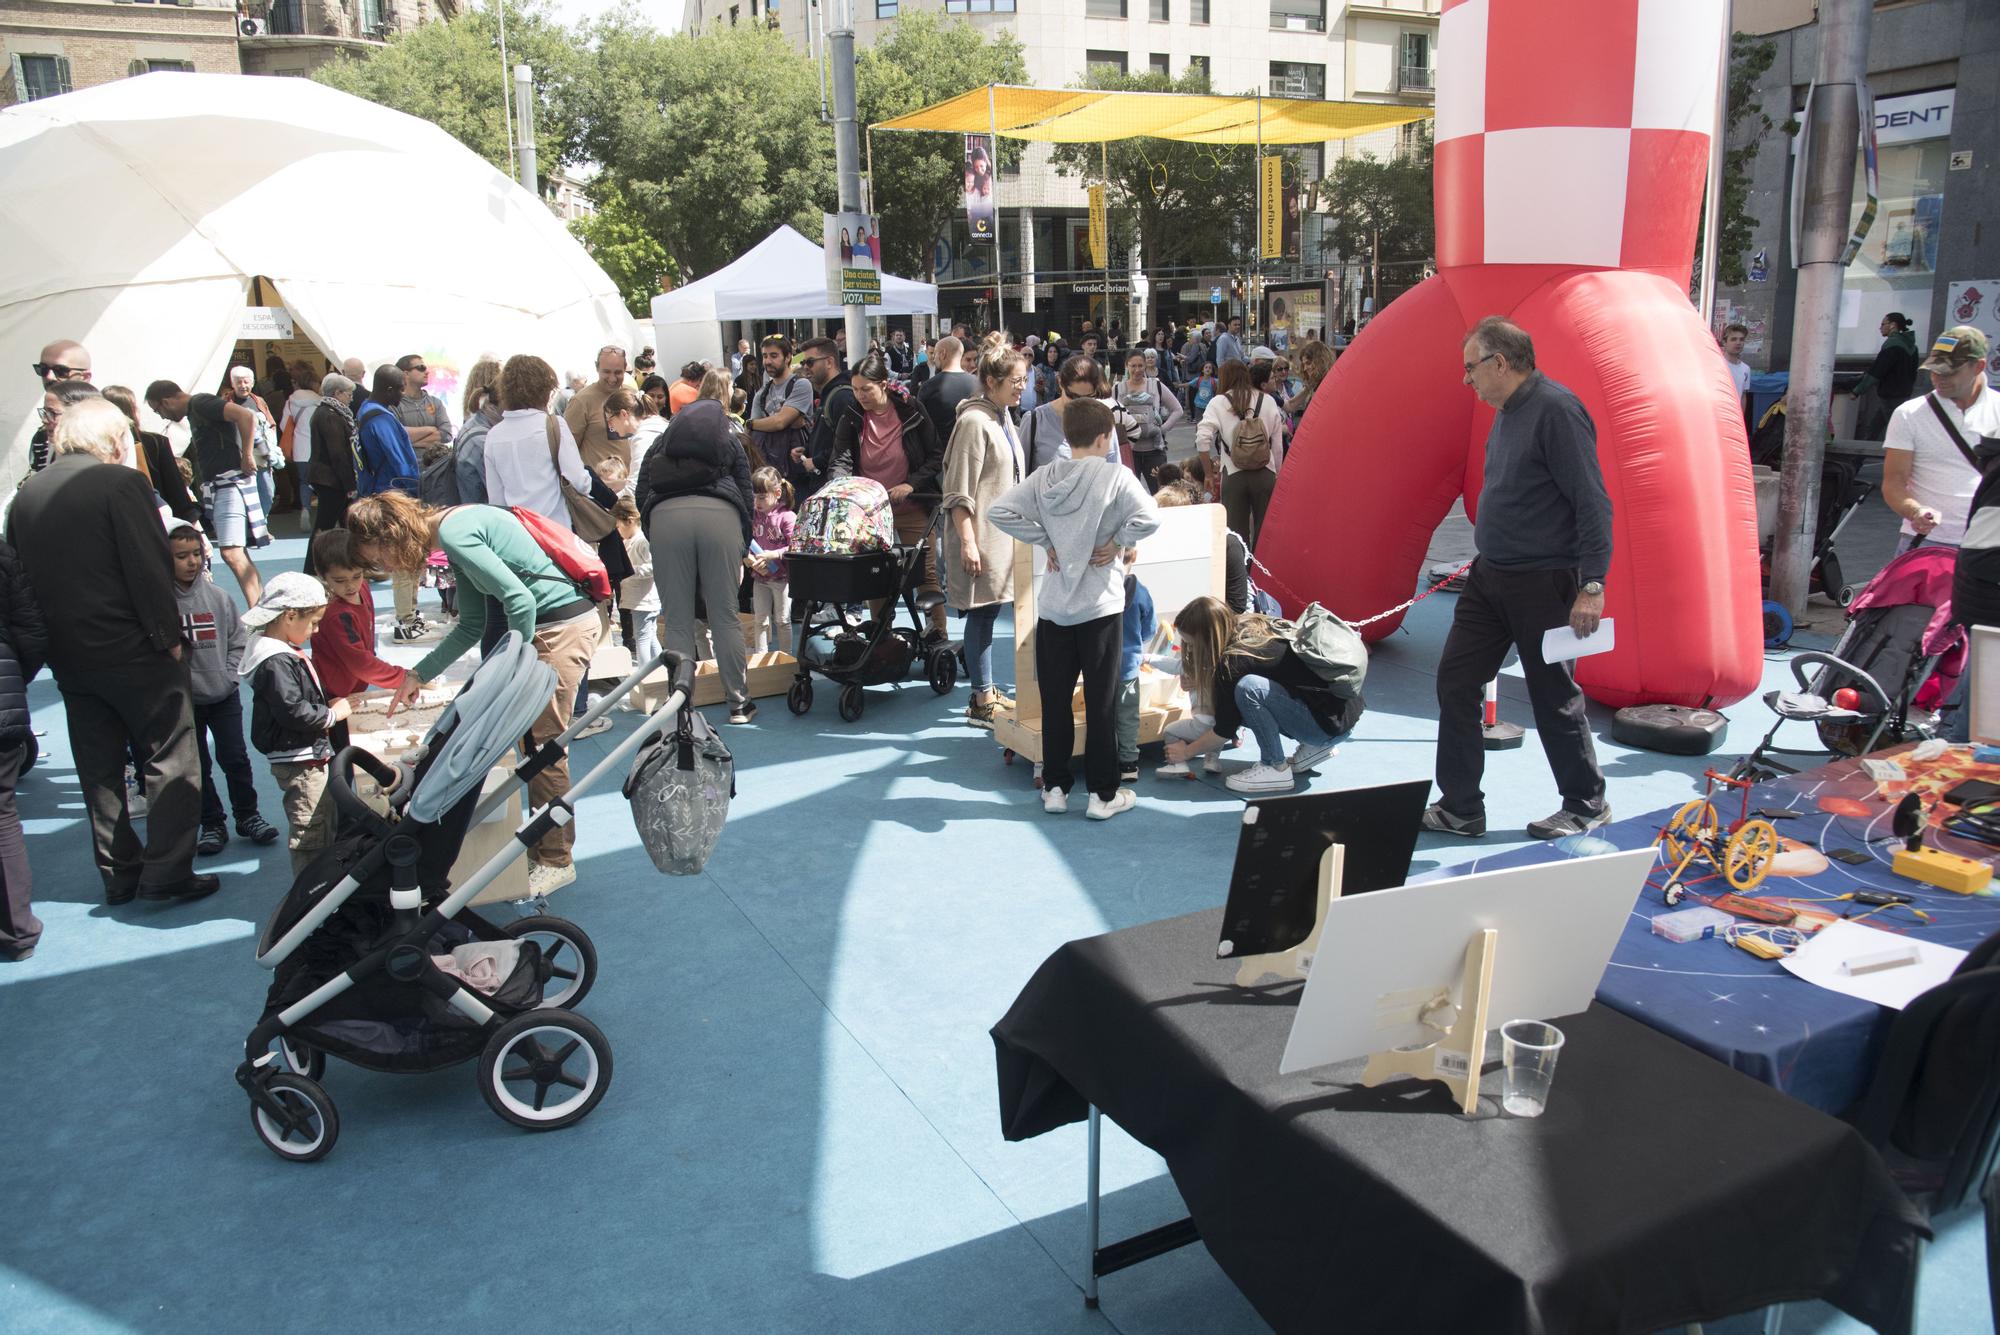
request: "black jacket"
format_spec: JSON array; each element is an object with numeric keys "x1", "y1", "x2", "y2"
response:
[
  {"x1": 0, "y1": 540, "x2": 49, "y2": 749},
  {"x1": 6, "y1": 452, "x2": 182, "y2": 681},
  {"x1": 247, "y1": 642, "x2": 334, "y2": 764},
  {"x1": 827, "y1": 389, "x2": 943, "y2": 504},
  {"x1": 1210, "y1": 638, "x2": 1365, "y2": 744},
  {"x1": 636, "y1": 399, "x2": 755, "y2": 542},
  {"x1": 308, "y1": 400, "x2": 358, "y2": 493},
  {"x1": 138, "y1": 431, "x2": 201, "y2": 524},
  {"x1": 805, "y1": 371, "x2": 854, "y2": 492}
]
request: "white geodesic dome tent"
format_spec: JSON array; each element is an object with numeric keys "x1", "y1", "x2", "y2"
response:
[{"x1": 0, "y1": 72, "x2": 635, "y2": 488}]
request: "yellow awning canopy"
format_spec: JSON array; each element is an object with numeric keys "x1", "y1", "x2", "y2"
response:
[{"x1": 871, "y1": 84, "x2": 1432, "y2": 146}]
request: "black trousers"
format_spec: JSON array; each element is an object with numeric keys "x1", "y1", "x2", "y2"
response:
[
  {"x1": 194, "y1": 691, "x2": 260, "y2": 828},
  {"x1": 1435, "y1": 560, "x2": 1605, "y2": 818},
  {"x1": 1222, "y1": 467, "x2": 1276, "y2": 548},
  {"x1": 305, "y1": 485, "x2": 348, "y2": 573},
  {"x1": 1131, "y1": 449, "x2": 1168, "y2": 494},
  {"x1": 1036, "y1": 612, "x2": 1123, "y2": 802},
  {"x1": 0, "y1": 740, "x2": 39, "y2": 954},
  {"x1": 58, "y1": 654, "x2": 200, "y2": 895}
]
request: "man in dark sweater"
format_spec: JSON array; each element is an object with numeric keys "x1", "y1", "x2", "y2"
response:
[
  {"x1": 1426, "y1": 316, "x2": 1613, "y2": 841},
  {"x1": 7, "y1": 398, "x2": 215, "y2": 903}
]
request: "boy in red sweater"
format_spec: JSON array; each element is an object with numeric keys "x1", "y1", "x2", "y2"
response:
[{"x1": 308, "y1": 529, "x2": 408, "y2": 749}]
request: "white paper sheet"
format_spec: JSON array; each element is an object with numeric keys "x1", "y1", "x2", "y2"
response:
[
  {"x1": 1780, "y1": 919, "x2": 1967, "y2": 1010},
  {"x1": 1541, "y1": 618, "x2": 1615, "y2": 664}
]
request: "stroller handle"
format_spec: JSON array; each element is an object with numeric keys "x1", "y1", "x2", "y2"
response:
[
  {"x1": 1790, "y1": 651, "x2": 1893, "y2": 713},
  {"x1": 330, "y1": 745, "x2": 401, "y2": 837}
]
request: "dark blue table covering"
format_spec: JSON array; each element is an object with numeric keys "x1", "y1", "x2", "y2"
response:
[{"x1": 1421, "y1": 746, "x2": 2000, "y2": 1114}]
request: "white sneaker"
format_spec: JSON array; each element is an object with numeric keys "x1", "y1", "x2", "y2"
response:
[
  {"x1": 1286, "y1": 742, "x2": 1337, "y2": 774},
  {"x1": 574, "y1": 716, "x2": 613, "y2": 739},
  {"x1": 526, "y1": 863, "x2": 577, "y2": 897},
  {"x1": 1203, "y1": 754, "x2": 1226, "y2": 774},
  {"x1": 1225, "y1": 763, "x2": 1295, "y2": 794},
  {"x1": 1155, "y1": 760, "x2": 1194, "y2": 778},
  {"x1": 1087, "y1": 788, "x2": 1137, "y2": 821},
  {"x1": 1043, "y1": 786, "x2": 1069, "y2": 814}
]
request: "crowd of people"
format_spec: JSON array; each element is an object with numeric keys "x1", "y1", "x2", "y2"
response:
[{"x1": 4, "y1": 309, "x2": 1991, "y2": 968}]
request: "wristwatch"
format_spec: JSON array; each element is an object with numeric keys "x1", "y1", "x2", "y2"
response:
[{"x1": 1581, "y1": 580, "x2": 1605, "y2": 596}]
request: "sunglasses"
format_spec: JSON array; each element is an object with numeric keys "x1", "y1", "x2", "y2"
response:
[
  {"x1": 407, "y1": 364, "x2": 428, "y2": 373},
  {"x1": 33, "y1": 362, "x2": 87, "y2": 380}
]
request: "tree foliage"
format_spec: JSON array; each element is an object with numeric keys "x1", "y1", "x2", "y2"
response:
[
  {"x1": 1317, "y1": 125, "x2": 1434, "y2": 269},
  {"x1": 312, "y1": 0, "x2": 590, "y2": 188},
  {"x1": 1050, "y1": 67, "x2": 1256, "y2": 274},
  {"x1": 1706, "y1": 34, "x2": 1779, "y2": 290},
  {"x1": 569, "y1": 183, "x2": 679, "y2": 317},
  {"x1": 857, "y1": 13, "x2": 1028, "y2": 278}
]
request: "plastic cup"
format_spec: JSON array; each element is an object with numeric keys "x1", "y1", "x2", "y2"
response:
[{"x1": 1500, "y1": 1020, "x2": 1565, "y2": 1118}]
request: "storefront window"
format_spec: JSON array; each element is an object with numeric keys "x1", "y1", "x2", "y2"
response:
[{"x1": 1835, "y1": 88, "x2": 1954, "y2": 356}]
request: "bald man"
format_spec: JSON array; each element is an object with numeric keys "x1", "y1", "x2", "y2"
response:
[{"x1": 30, "y1": 340, "x2": 92, "y2": 472}]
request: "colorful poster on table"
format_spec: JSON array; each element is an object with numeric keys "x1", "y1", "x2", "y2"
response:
[
  {"x1": 823, "y1": 211, "x2": 881, "y2": 307},
  {"x1": 964, "y1": 134, "x2": 996, "y2": 244},
  {"x1": 1945, "y1": 279, "x2": 2000, "y2": 385},
  {"x1": 1259, "y1": 155, "x2": 1284, "y2": 260}
]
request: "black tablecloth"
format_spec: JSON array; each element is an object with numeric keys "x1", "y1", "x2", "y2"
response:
[{"x1": 993, "y1": 908, "x2": 1928, "y2": 1335}]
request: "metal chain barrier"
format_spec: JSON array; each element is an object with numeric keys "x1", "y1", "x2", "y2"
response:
[{"x1": 1248, "y1": 552, "x2": 1474, "y2": 630}]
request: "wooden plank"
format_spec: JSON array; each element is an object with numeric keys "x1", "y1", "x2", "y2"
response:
[{"x1": 991, "y1": 701, "x2": 1188, "y2": 763}]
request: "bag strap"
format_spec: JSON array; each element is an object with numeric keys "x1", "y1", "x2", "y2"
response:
[
  {"x1": 544, "y1": 412, "x2": 565, "y2": 477},
  {"x1": 1926, "y1": 393, "x2": 1984, "y2": 472}
]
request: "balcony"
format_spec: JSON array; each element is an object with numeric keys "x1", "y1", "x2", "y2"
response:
[
  {"x1": 251, "y1": 1, "x2": 392, "y2": 40},
  {"x1": 1399, "y1": 63, "x2": 1435, "y2": 94}
]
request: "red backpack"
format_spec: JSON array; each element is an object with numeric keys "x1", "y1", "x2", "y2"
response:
[{"x1": 507, "y1": 506, "x2": 613, "y2": 603}]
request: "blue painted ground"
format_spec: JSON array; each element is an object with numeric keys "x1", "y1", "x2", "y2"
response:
[{"x1": 1, "y1": 514, "x2": 1986, "y2": 1334}]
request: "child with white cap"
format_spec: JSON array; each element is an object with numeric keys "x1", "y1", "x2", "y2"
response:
[{"x1": 238, "y1": 571, "x2": 351, "y2": 874}]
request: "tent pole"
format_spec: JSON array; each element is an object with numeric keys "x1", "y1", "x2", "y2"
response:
[
  {"x1": 1254, "y1": 92, "x2": 1264, "y2": 339},
  {"x1": 1101, "y1": 139, "x2": 1111, "y2": 341},
  {"x1": 864, "y1": 128, "x2": 875, "y2": 216},
  {"x1": 990, "y1": 86, "x2": 1005, "y2": 339}
]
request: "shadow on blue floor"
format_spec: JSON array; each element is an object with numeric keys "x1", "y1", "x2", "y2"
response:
[{"x1": 1, "y1": 529, "x2": 1986, "y2": 1334}]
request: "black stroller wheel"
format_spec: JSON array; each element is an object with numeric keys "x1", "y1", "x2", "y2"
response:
[
  {"x1": 927, "y1": 647, "x2": 958, "y2": 695},
  {"x1": 275, "y1": 1036, "x2": 325, "y2": 1081},
  {"x1": 479, "y1": 1008, "x2": 613, "y2": 1131},
  {"x1": 251, "y1": 1074, "x2": 339, "y2": 1163},
  {"x1": 838, "y1": 684, "x2": 866, "y2": 723},
  {"x1": 787, "y1": 678, "x2": 813, "y2": 715},
  {"x1": 502, "y1": 915, "x2": 597, "y2": 1010}
]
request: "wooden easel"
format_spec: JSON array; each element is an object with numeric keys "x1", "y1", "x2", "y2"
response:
[
  {"x1": 1359, "y1": 929, "x2": 1498, "y2": 1115},
  {"x1": 1232, "y1": 843, "x2": 1346, "y2": 986}
]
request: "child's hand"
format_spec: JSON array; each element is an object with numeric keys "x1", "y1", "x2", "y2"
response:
[{"x1": 329, "y1": 698, "x2": 353, "y2": 723}]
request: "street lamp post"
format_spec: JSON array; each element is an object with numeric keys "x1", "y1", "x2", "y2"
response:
[{"x1": 828, "y1": 0, "x2": 868, "y2": 358}]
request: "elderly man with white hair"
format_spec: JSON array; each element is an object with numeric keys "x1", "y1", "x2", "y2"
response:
[{"x1": 6, "y1": 398, "x2": 215, "y2": 905}]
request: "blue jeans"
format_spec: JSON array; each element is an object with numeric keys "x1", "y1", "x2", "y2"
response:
[
  {"x1": 1234, "y1": 674, "x2": 1335, "y2": 765},
  {"x1": 193, "y1": 692, "x2": 259, "y2": 828},
  {"x1": 961, "y1": 604, "x2": 1002, "y2": 693}
]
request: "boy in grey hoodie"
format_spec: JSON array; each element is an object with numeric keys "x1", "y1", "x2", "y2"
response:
[
  {"x1": 170, "y1": 524, "x2": 279, "y2": 856},
  {"x1": 990, "y1": 397, "x2": 1160, "y2": 821}
]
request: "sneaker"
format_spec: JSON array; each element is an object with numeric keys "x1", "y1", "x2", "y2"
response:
[
  {"x1": 575, "y1": 715, "x2": 614, "y2": 738},
  {"x1": 236, "y1": 814, "x2": 281, "y2": 846},
  {"x1": 392, "y1": 616, "x2": 432, "y2": 643},
  {"x1": 1087, "y1": 788, "x2": 1137, "y2": 821},
  {"x1": 1043, "y1": 786, "x2": 1069, "y2": 815},
  {"x1": 526, "y1": 863, "x2": 577, "y2": 897},
  {"x1": 2, "y1": 945, "x2": 32, "y2": 962},
  {"x1": 966, "y1": 701, "x2": 1001, "y2": 730},
  {"x1": 1225, "y1": 763, "x2": 1295, "y2": 794},
  {"x1": 1203, "y1": 755, "x2": 1226, "y2": 774},
  {"x1": 726, "y1": 702, "x2": 757, "y2": 726},
  {"x1": 1286, "y1": 741, "x2": 1337, "y2": 774},
  {"x1": 1526, "y1": 803, "x2": 1612, "y2": 841},
  {"x1": 197, "y1": 825, "x2": 228, "y2": 857},
  {"x1": 1421, "y1": 803, "x2": 1487, "y2": 838},
  {"x1": 1120, "y1": 764, "x2": 1140, "y2": 784},
  {"x1": 1156, "y1": 760, "x2": 1194, "y2": 779}
]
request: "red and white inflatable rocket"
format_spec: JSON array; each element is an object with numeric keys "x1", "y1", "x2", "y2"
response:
[{"x1": 1255, "y1": 0, "x2": 1764, "y2": 709}]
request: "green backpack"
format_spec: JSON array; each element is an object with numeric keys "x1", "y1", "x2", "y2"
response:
[{"x1": 1275, "y1": 602, "x2": 1369, "y2": 700}]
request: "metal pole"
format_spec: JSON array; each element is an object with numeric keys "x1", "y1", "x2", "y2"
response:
[
  {"x1": 1770, "y1": 0, "x2": 1871, "y2": 615},
  {"x1": 493, "y1": 0, "x2": 515, "y2": 174},
  {"x1": 1254, "y1": 93, "x2": 1264, "y2": 339},
  {"x1": 1020, "y1": 204, "x2": 1037, "y2": 315},
  {"x1": 990, "y1": 86, "x2": 1005, "y2": 339},
  {"x1": 828, "y1": 0, "x2": 867, "y2": 358},
  {"x1": 1084, "y1": 1105, "x2": 1102, "y2": 1309},
  {"x1": 1698, "y1": 0, "x2": 1733, "y2": 325},
  {"x1": 513, "y1": 63, "x2": 537, "y2": 193},
  {"x1": 1101, "y1": 140, "x2": 1111, "y2": 339}
]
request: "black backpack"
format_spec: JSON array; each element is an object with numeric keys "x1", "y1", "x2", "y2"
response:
[{"x1": 418, "y1": 444, "x2": 460, "y2": 508}]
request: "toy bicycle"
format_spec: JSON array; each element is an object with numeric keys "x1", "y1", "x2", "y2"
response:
[{"x1": 1654, "y1": 769, "x2": 1781, "y2": 904}]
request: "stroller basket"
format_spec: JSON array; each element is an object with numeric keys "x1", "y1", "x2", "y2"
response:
[{"x1": 788, "y1": 549, "x2": 907, "y2": 605}]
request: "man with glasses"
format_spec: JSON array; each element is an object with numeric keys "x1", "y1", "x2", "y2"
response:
[
  {"x1": 392, "y1": 353, "x2": 453, "y2": 454},
  {"x1": 564, "y1": 344, "x2": 632, "y2": 475},
  {"x1": 798, "y1": 337, "x2": 849, "y2": 497},
  {"x1": 1425, "y1": 315, "x2": 1612, "y2": 842},
  {"x1": 29, "y1": 340, "x2": 92, "y2": 473},
  {"x1": 747, "y1": 335, "x2": 814, "y2": 496}
]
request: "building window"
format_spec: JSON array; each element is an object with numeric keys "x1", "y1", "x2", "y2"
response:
[
  {"x1": 1269, "y1": 0, "x2": 1324, "y2": 32},
  {"x1": 1149, "y1": 0, "x2": 1168, "y2": 18},
  {"x1": 146, "y1": 59, "x2": 196, "y2": 73},
  {"x1": 1189, "y1": 54, "x2": 1210, "y2": 83},
  {"x1": 1269, "y1": 61, "x2": 1325, "y2": 101},
  {"x1": 1149, "y1": 52, "x2": 1170, "y2": 76},
  {"x1": 18, "y1": 55, "x2": 71, "y2": 101},
  {"x1": 948, "y1": 0, "x2": 1015, "y2": 9},
  {"x1": 360, "y1": 0, "x2": 385, "y2": 31},
  {"x1": 1400, "y1": 31, "x2": 1433, "y2": 92},
  {"x1": 1191, "y1": 0, "x2": 1209, "y2": 20},
  {"x1": 1085, "y1": 0, "x2": 1127, "y2": 18},
  {"x1": 728, "y1": 4, "x2": 739, "y2": 22},
  {"x1": 876, "y1": 0, "x2": 898, "y2": 15},
  {"x1": 1086, "y1": 49, "x2": 1128, "y2": 76}
]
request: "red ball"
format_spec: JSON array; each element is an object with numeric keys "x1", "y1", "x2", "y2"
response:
[{"x1": 1832, "y1": 687, "x2": 1860, "y2": 710}]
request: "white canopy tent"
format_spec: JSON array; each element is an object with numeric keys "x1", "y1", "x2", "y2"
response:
[
  {"x1": 0, "y1": 73, "x2": 635, "y2": 490},
  {"x1": 648, "y1": 226, "x2": 936, "y2": 377}
]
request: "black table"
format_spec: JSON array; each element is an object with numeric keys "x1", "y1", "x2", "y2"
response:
[{"x1": 993, "y1": 908, "x2": 1928, "y2": 1335}]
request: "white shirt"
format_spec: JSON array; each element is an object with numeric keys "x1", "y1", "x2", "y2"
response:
[
  {"x1": 1726, "y1": 358, "x2": 1752, "y2": 399},
  {"x1": 282, "y1": 390, "x2": 321, "y2": 465},
  {"x1": 1195, "y1": 390, "x2": 1288, "y2": 475},
  {"x1": 482, "y1": 408, "x2": 595, "y2": 525},
  {"x1": 1882, "y1": 385, "x2": 2000, "y2": 544}
]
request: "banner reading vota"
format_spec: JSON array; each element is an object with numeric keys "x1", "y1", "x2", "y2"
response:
[
  {"x1": 824, "y1": 212, "x2": 882, "y2": 307},
  {"x1": 965, "y1": 134, "x2": 996, "y2": 244}
]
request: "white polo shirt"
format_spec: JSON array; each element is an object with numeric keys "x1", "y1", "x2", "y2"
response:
[
  {"x1": 482, "y1": 409, "x2": 595, "y2": 526},
  {"x1": 1882, "y1": 384, "x2": 2000, "y2": 545}
]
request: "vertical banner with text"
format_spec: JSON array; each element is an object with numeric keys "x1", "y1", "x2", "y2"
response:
[
  {"x1": 1259, "y1": 155, "x2": 1284, "y2": 261},
  {"x1": 1087, "y1": 184, "x2": 1107, "y2": 270},
  {"x1": 965, "y1": 134, "x2": 996, "y2": 244}
]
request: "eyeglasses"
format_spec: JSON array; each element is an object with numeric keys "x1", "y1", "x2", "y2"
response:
[
  {"x1": 1463, "y1": 353, "x2": 1499, "y2": 376},
  {"x1": 407, "y1": 364, "x2": 427, "y2": 373},
  {"x1": 33, "y1": 363, "x2": 87, "y2": 380},
  {"x1": 36, "y1": 406, "x2": 58, "y2": 423},
  {"x1": 799, "y1": 355, "x2": 828, "y2": 368}
]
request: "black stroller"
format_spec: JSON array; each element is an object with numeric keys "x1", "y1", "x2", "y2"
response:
[
  {"x1": 1731, "y1": 546, "x2": 1964, "y2": 782},
  {"x1": 237, "y1": 638, "x2": 699, "y2": 1162},
  {"x1": 784, "y1": 478, "x2": 957, "y2": 723}
]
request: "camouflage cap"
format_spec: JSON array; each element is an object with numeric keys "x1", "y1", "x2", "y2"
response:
[{"x1": 1919, "y1": 325, "x2": 1991, "y2": 374}]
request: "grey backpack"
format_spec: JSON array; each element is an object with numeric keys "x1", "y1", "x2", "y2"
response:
[
  {"x1": 1280, "y1": 602, "x2": 1369, "y2": 700},
  {"x1": 624, "y1": 707, "x2": 735, "y2": 875}
]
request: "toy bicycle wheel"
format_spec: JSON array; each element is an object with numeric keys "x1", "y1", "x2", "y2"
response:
[
  {"x1": 1659, "y1": 800, "x2": 1719, "y2": 869},
  {"x1": 1724, "y1": 820, "x2": 1780, "y2": 891}
]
